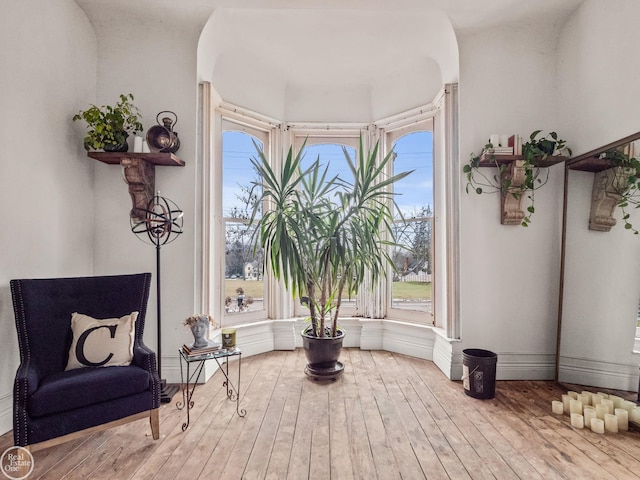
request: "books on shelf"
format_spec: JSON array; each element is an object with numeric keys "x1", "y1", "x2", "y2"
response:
[
  {"x1": 484, "y1": 134, "x2": 522, "y2": 156},
  {"x1": 508, "y1": 134, "x2": 522, "y2": 156},
  {"x1": 183, "y1": 339, "x2": 223, "y2": 356}
]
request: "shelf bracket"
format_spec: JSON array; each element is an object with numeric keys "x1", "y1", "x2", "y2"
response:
[
  {"x1": 588, "y1": 166, "x2": 629, "y2": 232},
  {"x1": 121, "y1": 157, "x2": 155, "y2": 221},
  {"x1": 501, "y1": 159, "x2": 527, "y2": 225}
]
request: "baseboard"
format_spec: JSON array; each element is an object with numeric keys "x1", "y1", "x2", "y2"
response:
[
  {"x1": 381, "y1": 321, "x2": 435, "y2": 360},
  {"x1": 559, "y1": 356, "x2": 640, "y2": 392},
  {"x1": 0, "y1": 390, "x2": 12, "y2": 439},
  {"x1": 493, "y1": 352, "x2": 556, "y2": 380}
]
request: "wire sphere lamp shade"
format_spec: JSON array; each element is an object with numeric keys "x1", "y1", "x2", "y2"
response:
[{"x1": 131, "y1": 192, "x2": 184, "y2": 245}]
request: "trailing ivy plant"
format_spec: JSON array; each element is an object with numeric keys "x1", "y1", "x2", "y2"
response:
[
  {"x1": 463, "y1": 130, "x2": 571, "y2": 227},
  {"x1": 598, "y1": 148, "x2": 640, "y2": 234}
]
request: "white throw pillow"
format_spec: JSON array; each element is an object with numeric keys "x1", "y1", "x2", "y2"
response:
[{"x1": 65, "y1": 311, "x2": 138, "y2": 371}]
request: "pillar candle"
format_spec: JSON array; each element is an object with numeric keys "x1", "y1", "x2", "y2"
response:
[
  {"x1": 584, "y1": 407, "x2": 597, "y2": 429},
  {"x1": 570, "y1": 413, "x2": 584, "y2": 429},
  {"x1": 621, "y1": 400, "x2": 636, "y2": 413},
  {"x1": 569, "y1": 399, "x2": 583, "y2": 415},
  {"x1": 591, "y1": 394, "x2": 604, "y2": 406},
  {"x1": 604, "y1": 413, "x2": 619, "y2": 433},
  {"x1": 489, "y1": 134, "x2": 500, "y2": 148},
  {"x1": 615, "y1": 408, "x2": 629, "y2": 431},
  {"x1": 552, "y1": 401, "x2": 564, "y2": 415},
  {"x1": 591, "y1": 418, "x2": 605, "y2": 434},
  {"x1": 133, "y1": 136, "x2": 143, "y2": 153},
  {"x1": 562, "y1": 394, "x2": 572, "y2": 414},
  {"x1": 601, "y1": 399, "x2": 614, "y2": 415},
  {"x1": 577, "y1": 393, "x2": 591, "y2": 406},
  {"x1": 568, "y1": 391, "x2": 579, "y2": 400},
  {"x1": 595, "y1": 404, "x2": 608, "y2": 420},
  {"x1": 142, "y1": 140, "x2": 151, "y2": 153},
  {"x1": 631, "y1": 407, "x2": 640, "y2": 424},
  {"x1": 609, "y1": 395, "x2": 623, "y2": 409},
  {"x1": 581, "y1": 391, "x2": 593, "y2": 404},
  {"x1": 597, "y1": 392, "x2": 609, "y2": 399}
]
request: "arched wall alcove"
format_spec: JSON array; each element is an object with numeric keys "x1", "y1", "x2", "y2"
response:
[{"x1": 197, "y1": 7, "x2": 460, "y2": 122}]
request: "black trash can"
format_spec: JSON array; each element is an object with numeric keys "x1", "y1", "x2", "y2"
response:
[{"x1": 462, "y1": 348, "x2": 497, "y2": 399}]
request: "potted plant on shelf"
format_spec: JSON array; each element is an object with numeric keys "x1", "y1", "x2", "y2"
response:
[
  {"x1": 463, "y1": 130, "x2": 571, "y2": 226},
  {"x1": 596, "y1": 148, "x2": 640, "y2": 234},
  {"x1": 72, "y1": 93, "x2": 143, "y2": 152},
  {"x1": 249, "y1": 136, "x2": 411, "y2": 379}
]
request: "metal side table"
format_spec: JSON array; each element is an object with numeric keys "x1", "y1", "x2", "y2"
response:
[{"x1": 177, "y1": 346, "x2": 246, "y2": 431}]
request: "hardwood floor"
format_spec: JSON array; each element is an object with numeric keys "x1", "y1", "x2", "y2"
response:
[{"x1": 3, "y1": 349, "x2": 640, "y2": 479}]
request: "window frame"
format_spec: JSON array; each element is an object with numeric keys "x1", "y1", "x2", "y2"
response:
[{"x1": 384, "y1": 119, "x2": 436, "y2": 324}]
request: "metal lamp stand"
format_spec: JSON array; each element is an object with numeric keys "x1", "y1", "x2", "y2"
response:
[{"x1": 131, "y1": 192, "x2": 184, "y2": 403}]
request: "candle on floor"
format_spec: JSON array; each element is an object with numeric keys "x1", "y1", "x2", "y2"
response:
[
  {"x1": 570, "y1": 399, "x2": 583, "y2": 415},
  {"x1": 552, "y1": 400, "x2": 564, "y2": 415},
  {"x1": 568, "y1": 391, "x2": 579, "y2": 400},
  {"x1": 597, "y1": 392, "x2": 609, "y2": 399},
  {"x1": 562, "y1": 394, "x2": 572, "y2": 414},
  {"x1": 621, "y1": 400, "x2": 636, "y2": 413},
  {"x1": 601, "y1": 399, "x2": 614, "y2": 415},
  {"x1": 595, "y1": 404, "x2": 608, "y2": 420},
  {"x1": 584, "y1": 407, "x2": 596, "y2": 429},
  {"x1": 604, "y1": 414, "x2": 619, "y2": 433},
  {"x1": 591, "y1": 394, "x2": 604, "y2": 406},
  {"x1": 591, "y1": 418, "x2": 605, "y2": 434},
  {"x1": 631, "y1": 407, "x2": 640, "y2": 424},
  {"x1": 609, "y1": 395, "x2": 623, "y2": 409},
  {"x1": 581, "y1": 391, "x2": 593, "y2": 404},
  {"x1": 615, "y1": 408, "x2": 629, "y2": 431},
  {"x1": 577, "y1": 393, "x2": 591, "y2": 406},
  {"x1": 570, "y1": 413, "x2": 584, "y2": 429}
]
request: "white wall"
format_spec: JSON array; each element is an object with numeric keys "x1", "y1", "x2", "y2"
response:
[
  {"x1": 557, "y1": 0, "x2": 640, "y2": 390},
  {"x1": 0, "y1": 1, "x2": 97, "y2": 435},
  {"x1": 86, "y1": 10, "x2": 212, "y2": 384},
  {"x1": 457, "y1": 18, "x2": 568, "y2": 379}
]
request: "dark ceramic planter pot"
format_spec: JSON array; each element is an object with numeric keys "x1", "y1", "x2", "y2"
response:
[
  {"x1": 103, "y1": 132, "x2": 129, "y2": 152},
  {"x1": 301, "y1": 327, "x2": 345, "y2": 380}
]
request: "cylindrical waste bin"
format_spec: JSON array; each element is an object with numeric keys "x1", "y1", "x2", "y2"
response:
[{"x1": 462, "y1": 348, "x2": 497, "y2": 399}]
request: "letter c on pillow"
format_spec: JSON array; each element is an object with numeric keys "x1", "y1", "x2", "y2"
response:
[{"x1": 76, "y1": 324, "x2": 118, "y2": 367}]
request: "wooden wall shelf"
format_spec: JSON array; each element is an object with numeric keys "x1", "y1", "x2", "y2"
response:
[
  {"x1": 88, "y1": 152, "x2": 185, "y2": 167},
  {"x1": 478, "y1": 152, "x2": 566, "y2": 168},
  {"x1": 476, "y1": 153, "x2": 568, "y2": 224},
  {"x1": 88, "y1": 152, "x2": 185, "y2": 220}
]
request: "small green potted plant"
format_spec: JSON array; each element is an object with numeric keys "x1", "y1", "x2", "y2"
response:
[
  {"x1": 597, "y1": 148, "x2": 640, "y2": 234},
  {"x1": 464, "y1": 130, "x2": 571, "y2": 226},
  {"x1": 73, "y1": 93, "x2": 143, "y2": 152}
]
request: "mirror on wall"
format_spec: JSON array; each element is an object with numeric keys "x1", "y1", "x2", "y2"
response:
[{"x1": 557, "y1": 132, "x2": 640, "y2": 396}]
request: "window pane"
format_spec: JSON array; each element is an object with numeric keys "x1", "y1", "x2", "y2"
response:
[
  {"x1": 223, "y1": 130, "x2": 265, "y2": 324},
  {"x1": 295, "y1": 142, "x2": 357, "y2": 314},
  {"x1": 391, "y1": 131, "x2": 433, "y2": 317}
]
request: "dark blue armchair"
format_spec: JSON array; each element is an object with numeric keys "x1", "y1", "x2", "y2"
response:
[{"x1": 10, "y1": 273, "x2": 160, "y2": 451}]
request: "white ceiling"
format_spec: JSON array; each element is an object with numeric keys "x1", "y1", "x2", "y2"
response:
[{"x1": 76, "y1": 0, "x2": 584, "y2": 122}]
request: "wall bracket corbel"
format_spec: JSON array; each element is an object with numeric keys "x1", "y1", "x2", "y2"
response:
[{"x1": 88, "y1": 152, "x2": 185, "y2": 221}]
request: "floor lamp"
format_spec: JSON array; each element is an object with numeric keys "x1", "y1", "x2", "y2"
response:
[{"x1": 131, "y1": 192, "x2": 184, "y2": 403}]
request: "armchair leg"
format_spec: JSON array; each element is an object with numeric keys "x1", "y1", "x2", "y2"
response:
[{"x1": 150, "y1": 408, "x2": 160, "y2": 440}]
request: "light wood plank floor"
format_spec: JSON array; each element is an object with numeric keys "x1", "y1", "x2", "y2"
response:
[{"x1": 3, "y1": 349, "x2": 640, "y2": 479}]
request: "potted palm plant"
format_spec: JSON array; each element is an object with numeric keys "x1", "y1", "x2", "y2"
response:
[{"x1": 249, "y1": 136, "x2": 411, "y2": 379}]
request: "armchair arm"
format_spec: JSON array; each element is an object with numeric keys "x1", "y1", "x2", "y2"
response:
[
  {"x1": 132, "y1": 343, "x2": 158, "y2": 375},
  {"x1": 14, "y1": 362, "x2": 41, "y2": 398},
  {"x1": 13, "y1": 362, "x2": 41, "y2": 446}
]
